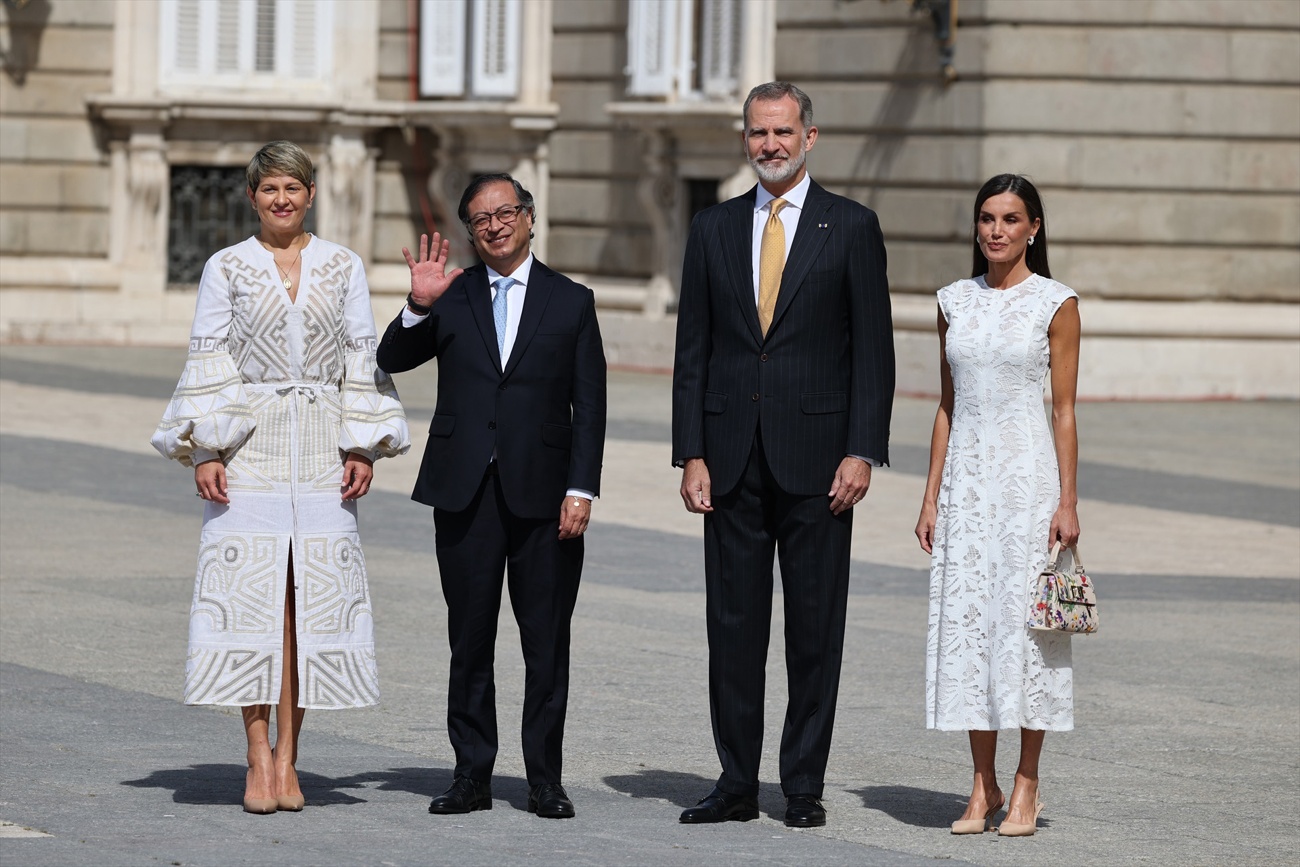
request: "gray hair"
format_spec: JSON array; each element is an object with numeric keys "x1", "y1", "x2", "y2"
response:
[
  {"x1": 246, "y1": 141, "x2": 314, "y2": 190},
  {"x1": 742, "y1": 81, "x2": 814, "y2": 130},
  {"x1": 457, "y1": 172, "x2": 536, "y2": 225}
]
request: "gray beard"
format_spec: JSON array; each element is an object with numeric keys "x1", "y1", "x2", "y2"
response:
[{"x1": 749, "y1": 146, "x2": 807, "y2": 185}]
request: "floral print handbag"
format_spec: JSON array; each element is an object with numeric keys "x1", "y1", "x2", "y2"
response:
[{"x1": 1029, "y1": 542, "x2": 1099, "y2": 634}]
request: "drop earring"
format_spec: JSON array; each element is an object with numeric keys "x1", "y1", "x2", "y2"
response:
[{"x1": 1027, "y1": 236, "x2": 1036, "y2": 246}]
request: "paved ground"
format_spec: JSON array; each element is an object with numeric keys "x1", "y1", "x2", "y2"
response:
[{"x1": 1, "y1": 342, "x2": 1297, "y2": 866}]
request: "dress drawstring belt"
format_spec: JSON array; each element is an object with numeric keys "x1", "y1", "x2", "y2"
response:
[{"x1": 247, "y1": 382, "x2": 337, "y2": 591}]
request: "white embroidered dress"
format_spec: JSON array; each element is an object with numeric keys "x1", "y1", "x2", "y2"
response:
[
  {"x1": 153, "y1": 236, "x2": 409, "y2": 709},
  {"x1": 925, "y1": 273, "x2": 1077, "y2": 731}
]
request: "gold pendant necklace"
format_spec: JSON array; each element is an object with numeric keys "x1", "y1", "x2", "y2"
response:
[{"x1": 273, "y1": 247, "x2": 302, "y2": 291}]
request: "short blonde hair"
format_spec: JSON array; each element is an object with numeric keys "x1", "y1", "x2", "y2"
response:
[{"x1": 246, "y1": 140, "x2": 314, "y2": 190}]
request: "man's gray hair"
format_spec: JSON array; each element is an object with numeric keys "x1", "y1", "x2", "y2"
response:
[{"x1": 742, "y1": 82, "x2": 814, "y2": 130}]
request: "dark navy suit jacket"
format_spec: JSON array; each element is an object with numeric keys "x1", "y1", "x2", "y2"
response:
[
  {"x1": 377, "y1": 259, "x2": 606, "y2": 519},
  {"x1": 671, "y1": 180, "x2": 895, "y2": 496}
]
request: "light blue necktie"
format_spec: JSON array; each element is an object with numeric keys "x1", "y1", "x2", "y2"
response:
[{"x1": 492, "y1": 277, "x2": 513, "y2": 360}]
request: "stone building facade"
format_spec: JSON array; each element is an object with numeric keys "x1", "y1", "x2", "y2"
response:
[{"x1": 1, "y1": 0, "x2": 1297, "y2": 398}]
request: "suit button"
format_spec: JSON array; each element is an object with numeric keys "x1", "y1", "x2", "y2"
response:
[
  {"x1": 498, "y1": 383, "x2": 507, "y2": 391},
  {"x1": 760, "y1": 353, "x2": 769, "y2": 362},
  {"x1": 751, "y1": 393, "x2": 760, "y2": 401},
  {"x1": 487, "y1": 421, "x2": 496, "y2": 430}
]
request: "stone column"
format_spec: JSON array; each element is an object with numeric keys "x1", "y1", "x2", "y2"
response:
[
  {"x1": 636, "y1": 127, "x2": 679, "y2": 318},
  {"x1": 120, "y1": 128, "x2": 169, "y2": 295},
  {"x1": 321, "y1": 131, "x2": 375, "y2": 260}
]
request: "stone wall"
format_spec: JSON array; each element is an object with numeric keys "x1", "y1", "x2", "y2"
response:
[
  {"x1": 0, "y1": 0, "x2": 1295, "y2": 397},
  {"x1": 0, "y1": 0, "x2": 114, "y2": 270},
  {"x1": 767, "y1": 0, "x2": 1300, "y2": 397}
]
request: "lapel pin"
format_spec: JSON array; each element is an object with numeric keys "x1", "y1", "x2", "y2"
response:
[{"x1": 818, "y1": 223, "x2": 829, "y2": 229}]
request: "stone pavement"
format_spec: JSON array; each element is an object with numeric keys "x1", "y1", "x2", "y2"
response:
[{"x1": 1, "y1": 343, "x2": 1297, "y2": 866}]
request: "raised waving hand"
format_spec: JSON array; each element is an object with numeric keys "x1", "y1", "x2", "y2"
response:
[{"x1": 403, "y1": 232, "x2": 465, "y2": 309}]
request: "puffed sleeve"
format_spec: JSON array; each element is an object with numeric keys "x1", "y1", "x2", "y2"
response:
[
  {"x1": 337, "y1": 253, "x2": 410, "y2": 461},
  {"x1": 150, "y1": 251, "x2": 256, "y2": 467}
]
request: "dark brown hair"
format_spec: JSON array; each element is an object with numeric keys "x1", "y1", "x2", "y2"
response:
[{"x1": 970, "y1": 174, "x2": 1051, "y2": 279}]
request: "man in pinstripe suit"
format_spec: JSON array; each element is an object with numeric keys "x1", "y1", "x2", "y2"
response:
[{"x1": 672, "y1": 82, "x2": 895, "y2": 828}]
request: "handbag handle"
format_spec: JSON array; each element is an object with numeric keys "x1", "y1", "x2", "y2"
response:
[{"x1": 1047, "y1": 541, "x2": 1086, "y2": 572}]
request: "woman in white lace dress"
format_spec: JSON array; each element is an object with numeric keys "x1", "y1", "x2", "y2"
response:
[
  {"x1": 914, "y1": 175, "x2": 1081, "y2": 837},
  {"x1": 152, "y1": 142, "x2": 409, "y2": 814}
]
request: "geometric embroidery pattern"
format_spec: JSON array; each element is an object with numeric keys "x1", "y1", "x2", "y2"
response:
[{"x1": 155, "y1": 235, "x2": 410, "y2": 709}]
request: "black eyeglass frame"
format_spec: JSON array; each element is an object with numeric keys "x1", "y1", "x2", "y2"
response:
[{"x1": 466, "y1": 204, "x2": 528, "y2": 233}]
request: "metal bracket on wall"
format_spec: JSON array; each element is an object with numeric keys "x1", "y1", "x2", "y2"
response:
[{"x1": 864, "y1": 0, "x2": 959, "y2": 84}]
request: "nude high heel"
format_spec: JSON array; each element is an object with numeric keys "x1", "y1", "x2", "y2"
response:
[
  {"x1": 951, "y1": 796, "x2": 1003, "y2": 835},
  {"x1": 276, "y1": 793, "x2": 305, "y2": 811},
  {"x1": 242, "y1": 797, "x2": 278, "y2": 814},
  {"x1": 997, "y1": 800, "x2": 1044, "y2": 837}
]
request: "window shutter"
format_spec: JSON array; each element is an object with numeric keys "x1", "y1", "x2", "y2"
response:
[
  {"x1": 161, "y1": 0, "x2": 203, "y2": 75},
  {"x1": 255, "y1": 0, "x2": 276, "y2": 73},
  {"x1": 214, "y1": 0, "x2": 241, "y2": 73},
  {"x1": 279, "y1": 0, "x2": 327, "y2": 80},
  {"x1": 420, "y1": 0, "x2": 468, "y2": 97},
  {"x1": 699, "y1": 0, "x2": 741, "y2": 99},
  {"x1": 469, "y1": 0, "x2": 521, "y2": 98},
  {"x1": 158, "y1": 0, "x2": 334, "y2": 85},
  {"x1": 627, "y1": 0, "x2": 677, "y2": 96}
]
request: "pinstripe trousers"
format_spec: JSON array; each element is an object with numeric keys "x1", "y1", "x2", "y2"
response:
[{"x1": 703, "y1": 433, "x2": 853, "y2": 799}]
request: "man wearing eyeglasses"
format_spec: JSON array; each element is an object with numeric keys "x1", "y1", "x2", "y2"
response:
[{"x1": 377, "y1": 173, "x2": 607, "y2": 821}]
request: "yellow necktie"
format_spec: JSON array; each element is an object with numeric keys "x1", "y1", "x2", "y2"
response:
[{"x1": 758, "y1": 198, "x2": 788, "y2": 336}]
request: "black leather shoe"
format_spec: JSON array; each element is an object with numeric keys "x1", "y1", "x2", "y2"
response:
[
  {"x1": 428, "y1": 777, "x2": 492, "y2": 814},
  {"x1": 528, "y1": 783, "x2": 575, "y2": 819},
  {"x1": 679, "y1": 787, "x2": 759, "y2": 824},
  {"x1": 784, "y1": 794, "x2": 826, "y2": 827}
]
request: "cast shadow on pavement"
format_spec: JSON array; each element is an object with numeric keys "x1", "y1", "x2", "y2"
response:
[
  {"x1": 850, "y1": 784, "x2": 967, "y2": 828},
  {"x1": 121, "y1": 764, "x2": 369, "y2": 806},
  {"x1": 354, "y1": 766, "x2": 535, "y2": 811},
  {"x1": 850, "y1": 784, "x2": 1052, "y2": 830},
  {"x1": 122, "y1": 765, "x2": 537, "y2": 812},
  {"x1": 604, "y1": 769, "x2": 790, "y2": 819}
]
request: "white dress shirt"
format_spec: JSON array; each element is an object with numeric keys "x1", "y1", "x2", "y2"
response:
[
  {"x1": 401, "y1": 254, "x2": 594, "y2": 500},
  {"x1": 402, "y1": 255, "x2": 533, "y2": 366}
]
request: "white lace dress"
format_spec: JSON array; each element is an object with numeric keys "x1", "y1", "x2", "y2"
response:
[
  {"x1": 925, "y1": 273, "x2": 1077, "y2": 731},
  {"x1": 152, "y1": 236, "x2": 410, "y2": 710}
]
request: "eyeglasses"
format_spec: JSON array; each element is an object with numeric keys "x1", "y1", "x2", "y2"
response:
[{"x1": 468, "y1": 204, "x2": 526, "y2": 233}]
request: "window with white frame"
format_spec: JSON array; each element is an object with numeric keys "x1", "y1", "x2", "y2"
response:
[
  {"x1": 159, "y1": 0, "x2": 333, "y2": 87},
  {"x1": 419, "y1": 0, "x2": 522, "y2": 99},
  {"x1": 626, "y1": 0, "x2": 742, "y2": 100}
]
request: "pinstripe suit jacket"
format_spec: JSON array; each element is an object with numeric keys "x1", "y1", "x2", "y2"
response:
[{"x1": 671, "y1": 180, "x2": 895, "y2": 497}]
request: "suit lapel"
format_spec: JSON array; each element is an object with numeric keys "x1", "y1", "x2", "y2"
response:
[
  {"x1": 464, "y1": 267, "x2": 502, "y2": 370},
  {"x1": 503, "y1": 260, "x2": 554, "y2": 380},
  {"x1": 770, "y1": 181, "x2": 835, "y2": 335},
  {"x1": 723, "y1": 190, "x2": 763, "y2": 345}
]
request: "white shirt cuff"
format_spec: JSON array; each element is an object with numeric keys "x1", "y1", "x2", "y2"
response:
[
  {"x1": 401, "y1": 307, "x2": 430, "y2": 327},
  {"x1": 565, "y1": 489, "x2": 594, "y2": 500}
]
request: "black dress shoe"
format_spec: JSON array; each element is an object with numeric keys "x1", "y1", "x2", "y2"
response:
[
  {"x1": 679, "y1": 787, "x2": 759, "y2": 824},
  {"x1": 428, "y1": 777, "x2": 492, "y2": 814},
  {"x1": 528, "y1": 783, "x2": 575, "y2": 819},
  {"x1": 784, "y1": 795, "x2": 826, "y2": 827}
]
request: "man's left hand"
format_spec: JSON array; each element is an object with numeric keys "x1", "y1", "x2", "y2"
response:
[
  {"x1": 559, "y1": 496, "x2": 591, "y2": 540},
  {"x1": 828, "y1": 457, "x2": 871, "y2": 515}
]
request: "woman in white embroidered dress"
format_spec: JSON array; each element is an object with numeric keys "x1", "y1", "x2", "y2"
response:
[
  {"x1": 914, "y1": 175, "x2": 1081, "y2": 838},
  {"x1": 153, "y1": 141, "x2": 409, "y2": 814}
]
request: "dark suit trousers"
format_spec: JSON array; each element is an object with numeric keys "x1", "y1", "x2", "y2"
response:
[
  {"x1": 704, "y1": 435, "x2": 853, "y2": 799},
  {"x1": 433, "y1": 467, "x2": 583, "y2": 786}
]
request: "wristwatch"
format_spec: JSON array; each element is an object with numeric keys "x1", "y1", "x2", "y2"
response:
[{"x1": 406, "y1": 292, "x2": 432, "y2": 315}]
